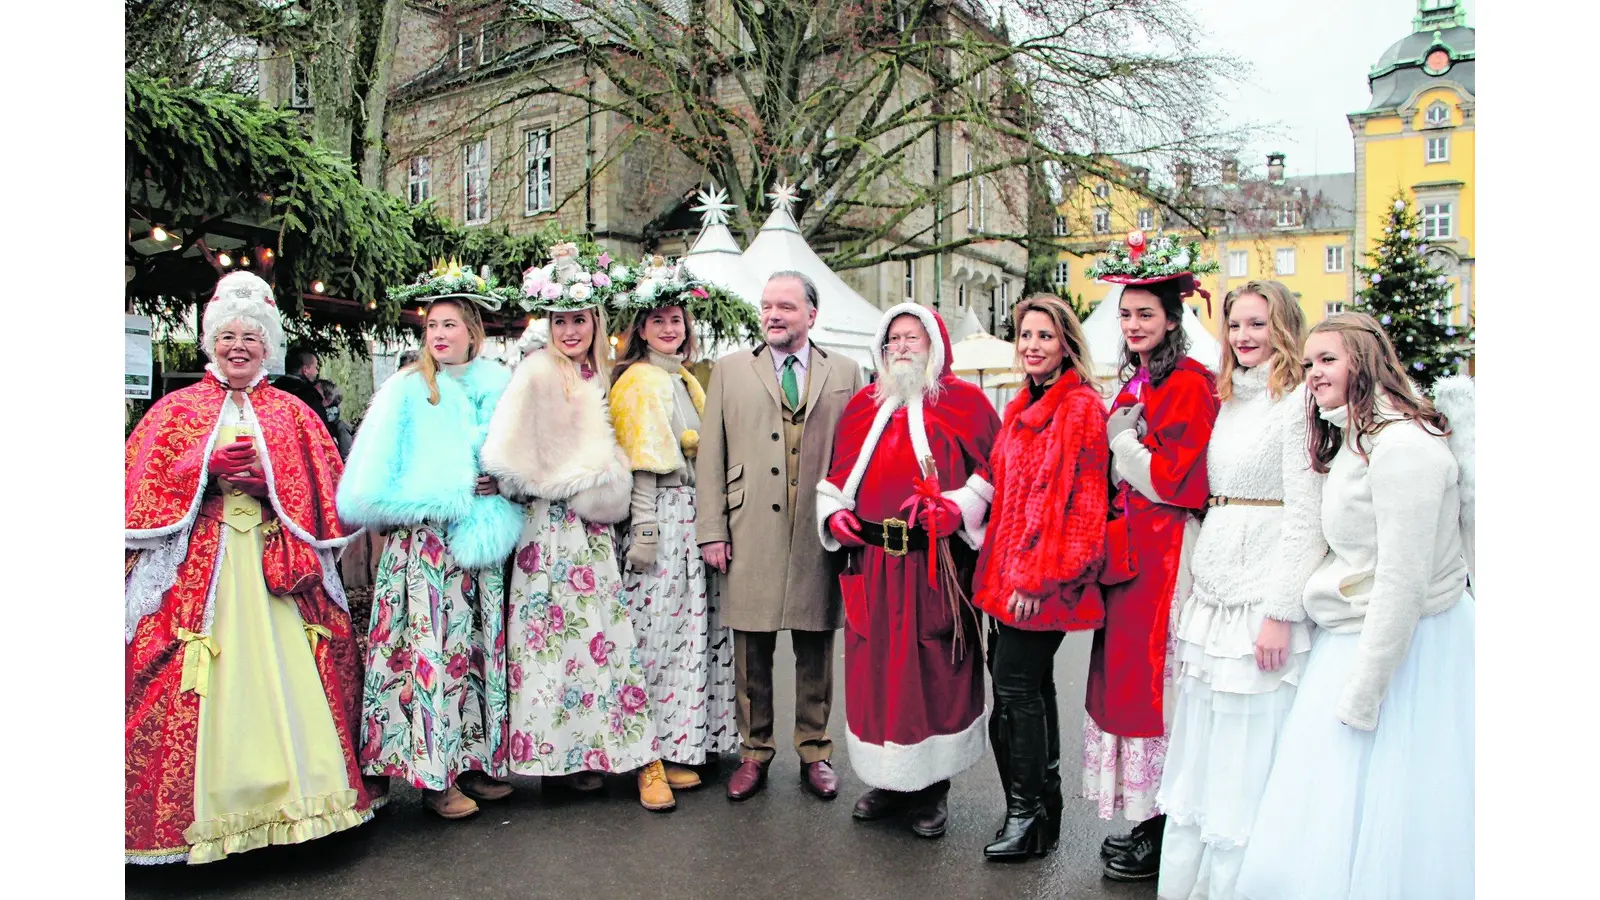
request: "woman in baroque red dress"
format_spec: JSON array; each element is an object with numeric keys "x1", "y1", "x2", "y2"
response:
[{"x1": 125, "y1": 272, "x2": 378, "y2": 865}]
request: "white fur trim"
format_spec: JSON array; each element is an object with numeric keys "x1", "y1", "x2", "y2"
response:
[
  {"x1": 943, "y1": 473, "x2": 993, "y2": 550},
  {"x1": 905, "y1": 397, "x2": 933, "y2": 467},
  {"x1": 845, "y1": 710, "x2": 988, "y2": 792},
  {"x1": 243, "y1": 392, "x2": 357, "y2": 552},
  {"x1": 838, "y1": 396, "x2": 903, "y2": 505},
  {"x1": 815, "y1": 480, "x2": 854, "y2": 551},
  {"x1": 124, "y1": 396, "x2": 228, "y2": 543},
  {"x1": 871, "y1": 303, "x2": 946, "y2": 377}
]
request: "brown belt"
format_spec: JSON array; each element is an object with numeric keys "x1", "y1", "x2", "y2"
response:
[{"x1": 1206, "y1": 496, "x2": 1284, "y2": 508}]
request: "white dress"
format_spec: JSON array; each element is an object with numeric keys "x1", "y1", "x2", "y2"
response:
[
  {"x1": 1156, "y1": 367, "x2": 1322, "y2": 900},
  {"x1": 1236, "y1": 404, "x2": 1474, "y2": 900}
]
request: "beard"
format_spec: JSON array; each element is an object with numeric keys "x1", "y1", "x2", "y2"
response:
[{"x1": 874, "y1": 351, "x2": 942, "y2": 405}]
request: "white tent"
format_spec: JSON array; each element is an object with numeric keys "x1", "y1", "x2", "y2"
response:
[
  {"x1": 740, "y1": 198, "x2": 883, "y2": 367},
  {"x1": 1080, "y1": 284, "x2": 1223, "y2": 381},
  {"x1": 946, "y1": 304, "x2": 989, "y2": 342},
  {"x1": 678, "y1": 198, "x2": 768, "y2": 358}
]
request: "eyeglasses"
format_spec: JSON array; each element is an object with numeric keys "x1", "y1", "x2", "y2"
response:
[{"x1": 885, "y1": 335, "x2": 925, "y2": 350}]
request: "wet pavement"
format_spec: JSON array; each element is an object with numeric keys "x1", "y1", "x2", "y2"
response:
[{"x1": 127, "y1": 631, "x2": 1154, "y2": 899}]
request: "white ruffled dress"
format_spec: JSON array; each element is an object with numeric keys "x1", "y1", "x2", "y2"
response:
[{"x1": 1156, "y1": 367, "x2": 1323, "y2": 900}]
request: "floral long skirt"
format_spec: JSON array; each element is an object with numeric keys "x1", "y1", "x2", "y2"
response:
[
  {"x1": 359, "y1": 525, "x2": 508, "y2": 790},
  {"x1": 620, "y1": 486, "x2": 738, "y2": 765},
  {"x1": 505, "y1": 498, "x2": 657, "y2": 776}
]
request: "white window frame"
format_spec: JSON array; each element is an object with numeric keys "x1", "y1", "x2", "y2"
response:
[
  {"x1": 1228, "y1": 250, "x2": 1249, "y2": 278},
  {"x1": 524, "y1": 127, "x2": 554, "y2": 215},
  {"x1": 1092, "y1": 207, "x2": 1110, "y2": 234},
  {"x1": 1053, "y1": 215, "x2": 1067, "y2": 236},
  {"x1": 1324, "y1": 245, "x2": 1345, "y2": 273},
  {"x1": 1094, "y1": 182, "x2": 1111, "y2": 199},
  {"x1": 1276, "y1": 199, "x2": 1298, "y2": 228},
  {"x1": 976, "y1": 172, "x2": 986, "y2": 231},
  {"x1": 290, "y1": 58, "x2": 312, "y2": 109},
  {"x1": 1054, "y1": 261, "x2": 1069, "y2": 286},
  {"x1": 463, "y1": 137, "x2": 491, "y2": 225},
  {"x1": 1422, "y1": 202, "x2": 1453, "y2": 239},
  {"x1": 459, "y1": 28, "x2": 478, "y2": 70},
  {"x1": 903, "y1": 259, "x2": 916, "y2": 302},
  {"x1": 1274, "y1": 247, "x2": 1296, "y2": 276},
  {"x1": 1326, "y1": 301, "x2": 1345, "y2": 317},
  {"x1": 1425, "y1": 101, "x2": 1450, "y2": 126},
  {"x1": 1137, "y1": 208, "x2": 1154, "y2": 230},
  {"x1": 407, "y1": 156, "x2": 431, "y2": 205},
  {"x1": 1426, "y1": 136, "x2": 1450, "y2": 163}
]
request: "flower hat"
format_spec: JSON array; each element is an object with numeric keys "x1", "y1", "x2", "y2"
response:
[
  {"x1": 1086, "y1": 230, "x2": 1221, "y2": 313},
  {"x1": 609, "y1": 258, "x2": 713, "y2": 315},
  {"x1": 520, "y1": 242, "x2": 620, "y2": 312},
  {"x1": 388, "y1": 257, "x2": 525, "y2": 311}
]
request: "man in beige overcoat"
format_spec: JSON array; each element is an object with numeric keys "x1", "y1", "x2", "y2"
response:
[{"x1": 696, "y1": 270, "x2": 863, "y2": 803}]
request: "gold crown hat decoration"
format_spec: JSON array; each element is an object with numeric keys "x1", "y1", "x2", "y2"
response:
[{"x1": 388, "y1": 256, "x2": 524, "y2": 311}]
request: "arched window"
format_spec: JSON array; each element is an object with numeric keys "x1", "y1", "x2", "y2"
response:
[{"x1": 1425, "y1": 102, "x2": 1451, "y2": 127}]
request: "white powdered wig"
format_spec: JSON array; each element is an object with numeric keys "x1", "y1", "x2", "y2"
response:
[{"x1": 202, "y1": 271, "x2": 286, "y2": 368}]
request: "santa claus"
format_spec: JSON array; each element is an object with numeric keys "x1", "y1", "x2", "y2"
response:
[{"x1": 815, "y1": 303, "x2": 1001, "y2": 838}]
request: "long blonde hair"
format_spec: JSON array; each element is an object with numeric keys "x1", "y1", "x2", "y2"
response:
[
  {"x1": 1012, "y1": 294, "x2": 1098, "y2": 388},
  {"x1": 410, "y1": 298, "x2": 486, "y2": 405},
  {"x1": 1306, "y1": 312, "x2": 1451, "y2": 474},
  {"x1": 546, "y1": 306, "x2": 613, "y2": 393},
  {"x1": 1216, "y1": 279, "x2": 1306, "y2": 402}
]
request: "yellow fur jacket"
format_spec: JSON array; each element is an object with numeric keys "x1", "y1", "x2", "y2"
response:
[{"x1": 609, "y1": 360, "x2": 706, "y2": 475}]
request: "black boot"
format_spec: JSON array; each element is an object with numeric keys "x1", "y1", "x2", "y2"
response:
[
  {"x1": 989, "y1": 703, "x2": 1011, "y2": 839},
  {"x1": 1099, "y1": 813, "x2": 1164, "y2": 860},
  {"x1": 1103, "y1": 815, "x2": 1166, "y2": 882},
  {"x1": 1041, "y1": 675, "x2": 1063, "y2": 853},
  {"x1": 983, "y1": 698, "x2": 1051, "y2": 861}
]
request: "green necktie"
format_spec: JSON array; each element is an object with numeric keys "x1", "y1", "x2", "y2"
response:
[{"x1": 781, "y1": 355, "x2": 800, "y2": 409}]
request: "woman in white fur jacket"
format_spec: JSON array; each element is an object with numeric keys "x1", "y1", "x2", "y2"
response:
[
  {"x1": 1156, "y1": 281, "x2": 1325, "y2": 900},
  {"x1": 481, "y1": 295, "x2": 663, "y2": 806},
  {"x1": 1237, "y1": 312, "x2": 1474, "y2": 900}
]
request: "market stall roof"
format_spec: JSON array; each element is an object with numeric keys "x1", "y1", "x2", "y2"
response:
[
  {"x1": 739, "y1": 184, "x2": 884, "y2": 367},
  {"x1": 1080, "y1": 284, "x2": 1223, "y2": 379},
  {"x1": 678, "y1": 186, "x2": 768, "y2": 358}
]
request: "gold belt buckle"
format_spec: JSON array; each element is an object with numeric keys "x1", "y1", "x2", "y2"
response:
[{"x1": 881, "y1": 517, "x2": 909, "y2": 557}]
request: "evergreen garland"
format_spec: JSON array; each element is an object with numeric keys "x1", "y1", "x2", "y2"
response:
[{"x1": 1351, "y1": 194, "x2": 1475, "y2": 387}]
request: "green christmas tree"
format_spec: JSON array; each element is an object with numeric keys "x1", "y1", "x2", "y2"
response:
[{"x1": 1351, "y1": 194, "x2": 1475, "y2": 387}]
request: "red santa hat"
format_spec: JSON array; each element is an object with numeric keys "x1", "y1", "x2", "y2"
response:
[{"x1": 871, "y1": 302, "x2": 954, "y2": 381}]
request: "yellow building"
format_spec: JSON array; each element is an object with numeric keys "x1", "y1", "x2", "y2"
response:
[
  {"x1": 1052, "y1": 0, "x2": 1474, "y2": 340},
  {"x1": 1350, "y1": 0, "x2": 1475, "y2": 327}
]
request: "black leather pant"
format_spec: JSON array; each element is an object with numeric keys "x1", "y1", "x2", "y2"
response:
[{"x1": 987, "y1": 619, "x2": 1065, "y2": 817}]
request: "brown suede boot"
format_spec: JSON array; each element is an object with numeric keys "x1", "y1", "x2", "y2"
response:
[
  {"x1": 638, "y1": 761, "x2": 677, "y2": 811},
  {"x1": 423, "y1": 785, "x2": 480, "y2": 819}
]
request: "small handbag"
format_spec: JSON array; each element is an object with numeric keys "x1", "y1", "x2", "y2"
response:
[
  {"x1": 1098, "y1": 484, "x2": 1138, "y2": 587},
  {"x1": 261, "y1": 516, "x2": 323, "y2": 596}
]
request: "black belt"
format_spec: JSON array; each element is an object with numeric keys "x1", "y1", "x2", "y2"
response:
[{"x1": 858, "y1": 517, "x2": 930, "y2": 556}]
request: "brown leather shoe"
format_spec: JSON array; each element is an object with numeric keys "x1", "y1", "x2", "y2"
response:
[
  {"x1": 423, "y1": 785, "x2": 479, "y2": 820},
  {"x1": 456, "y1": 770, "x2": 514, "y2": 802},
  {"x1": 801, "y1": 760, "x2": 839, "y2": 800},
  {"x1": 909, "y1": 793, "x2": 949, "y2": 839},
  {"x1": 726, "y1": 758, "x2": 769, "y2": 801},
  {"x1": 851, "y1": 788, "x2": 909, "y2": 820}
]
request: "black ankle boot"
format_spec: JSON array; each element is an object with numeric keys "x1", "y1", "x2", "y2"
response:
[
  {"x1": 1099, "y1": 812, "x2": 1163, "y2": 859},
  {"x1": 1103, "y1": 815, "x2": 1165, "y2": 882},
  {"x1": 984, "y1": 699, "x2": 1050, "y2": 861},
  {"x1": 1041, "y1": 677, "x2": 1063, "y2": 852}
]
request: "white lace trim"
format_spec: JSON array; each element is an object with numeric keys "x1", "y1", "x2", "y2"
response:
[{"x1": 125, "y1": 530, "x2": 190, "y2": 645}]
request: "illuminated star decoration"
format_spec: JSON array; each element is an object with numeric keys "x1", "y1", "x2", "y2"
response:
[
  {"x1": 766, "y1": 180, "x2": 800, "y2": 215},
  {"x1": 689, "y1": 185, "x2": 735, "y2": 227}
]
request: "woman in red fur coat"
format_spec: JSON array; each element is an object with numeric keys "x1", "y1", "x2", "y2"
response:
[{"x1": 972, "y1": 294, "x2": 1109, "y2": 861}]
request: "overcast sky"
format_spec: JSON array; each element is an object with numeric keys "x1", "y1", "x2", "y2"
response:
[{"x1": 1186, "y1": 0, "x2": 1472, "y2": 179}]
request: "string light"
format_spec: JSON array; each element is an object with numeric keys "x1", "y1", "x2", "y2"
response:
[
  {"x1": 312, "y1": 280, "x2": 326, "y2": 294},
  {"x1": 240, "y1": 255, "x2": 252, "y2": 267},
  {"x1": 218, "y1": 252, "x2": 233, "y2": 267},
  {"x1": 151, "y1": 226, "x2": 168, "y2": 242},
  {"x1": 262, "y1": 248, "x2": 274, "y2": 260}
]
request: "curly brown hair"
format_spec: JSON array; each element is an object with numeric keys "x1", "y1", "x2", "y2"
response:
[{"x1": 1306, "y1": 312, "x2": 1452, "y2": 474}]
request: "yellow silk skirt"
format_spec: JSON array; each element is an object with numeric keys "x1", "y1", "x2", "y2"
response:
[{"x1": 183, "y1": 425, "x2": 363, "y2": 864}]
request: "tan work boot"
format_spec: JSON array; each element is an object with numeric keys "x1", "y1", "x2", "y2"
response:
[
  {"x1": 423, "y1": 785, "x2": 479, "y2": 819},
  {"x1": 637, "y1": 760, "x2": 676, "y2": 812},
  {"x1": 456, "y1": 770, "x2": 514, "y2": 802},
  {"x1": 663, "y1": 763, "x2": 702, "y2": 790}
]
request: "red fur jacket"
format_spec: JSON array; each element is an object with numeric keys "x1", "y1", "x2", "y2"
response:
[{"x1": 973, "y1": 372, "x2": 1110, "y2": 631}]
